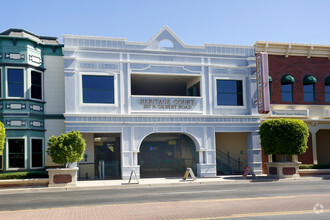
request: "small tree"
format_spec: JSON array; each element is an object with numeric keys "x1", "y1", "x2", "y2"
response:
[
  {"x1": 259, "y1": 118, "x2": 309, "y2": 156},
  {"x1": 47, "y1": 130, "x2": 86, "y2": 168},
  {"x1": 0, "y1": 122, "x2": 6, "y2": 155}
]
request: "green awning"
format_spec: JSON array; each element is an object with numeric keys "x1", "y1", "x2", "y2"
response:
[
  {"x1": 303, "y1": 75, "x2": 317, "y2": 84},
  {"x1": 325, "y1": 76, "x2": 330, "y2": 85},
  {"x1": 281, "y1": 75, "x2": 295, "y2": 84},
  {"x1": 269, "y1": 76, "x2": 272, "y2": 82}
]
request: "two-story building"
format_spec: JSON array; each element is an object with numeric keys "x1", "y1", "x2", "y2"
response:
[
  {"x1": 0, "y1": 29, "x2": 65, "y2": 171},
  {"x1": 63, "y1": 26, "x2": 262, "y2": 179},
  {"x1": 255, "y1": 41, "x2": 330, "y2": 173}
]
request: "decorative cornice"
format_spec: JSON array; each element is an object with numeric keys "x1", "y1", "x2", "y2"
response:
[{"x1": 254, "y1": 41, "x2": 330, "y2": 59}]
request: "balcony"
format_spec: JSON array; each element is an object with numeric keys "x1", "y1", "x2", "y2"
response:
[{"x1": 130, "y1": 74, "x2": 203, "y2": 114}]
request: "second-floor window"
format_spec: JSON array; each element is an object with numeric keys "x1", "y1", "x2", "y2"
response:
[
  {"x1": 303, "y1": 75, "x2": 317, "y2": 102},
  {"x1": 281, "y1": 75, "x2": 294, "y2": 102},
  {"x1": 31, "y1": 71, "x2": 42, "y2": 100},
  {"x1": 216, "y1": 79, "x2": 243, "y2": 106},
  {"x1": 8, "y1": 69, "x2": 24, "y2": 98},
  {"x1": 326, "y1": 76, "x2": 330, "y2": 103},
  {"x1": 82, "y1": 75, "x2": 114, "y2": 104}
]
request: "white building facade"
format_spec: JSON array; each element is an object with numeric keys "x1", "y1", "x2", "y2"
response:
[{"x1": 63, "y1": 27, "x2": 262, "y2": 180}]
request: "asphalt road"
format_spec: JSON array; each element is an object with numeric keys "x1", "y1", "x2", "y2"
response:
[{"x1": 0, "y1": 180, "x2": 330, "y2": 219}]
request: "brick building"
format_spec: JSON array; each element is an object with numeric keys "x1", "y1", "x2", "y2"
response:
[{"x1": 255, "y1": 41, "x2": 330, "y2": 173}]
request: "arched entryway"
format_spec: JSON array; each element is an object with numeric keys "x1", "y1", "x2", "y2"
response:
[{"x1": 138, "y1": 133, "x2": 198, "y2": 178}]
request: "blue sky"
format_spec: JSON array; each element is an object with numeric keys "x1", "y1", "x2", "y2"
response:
[{"x1": 2, "y1": 0, "x2": 330, "y2": 46}]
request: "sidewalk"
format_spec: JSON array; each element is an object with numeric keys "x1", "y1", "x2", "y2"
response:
[{"x1": 0, "y1": 174, "x2": 329, "y2": 194}]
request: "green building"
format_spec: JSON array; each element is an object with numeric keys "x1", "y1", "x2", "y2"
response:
[{"x1": 0, "y1": 29, "x2": 64, "y2": 171}]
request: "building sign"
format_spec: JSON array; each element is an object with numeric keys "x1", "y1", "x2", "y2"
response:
[
  {"x1": 139, "y1": 98, "x2": 195, "y2": 110},
  {"x1": 271, "y1": 110, "x2": 309, "y2": 118},
  {"x1": 256, "y1": 52, "x2": 270, "y2": 114}
]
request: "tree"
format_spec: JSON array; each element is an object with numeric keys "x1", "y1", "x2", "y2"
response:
[
  {"x1": 0, "y1": 122, "x2": 6, "y2": 155},
  {"x1": 259, "y1": 118, "x2": 309, "y2": 156},
  {"x1": 47, "y1": 130, "x2": 86, "y2": 168}
]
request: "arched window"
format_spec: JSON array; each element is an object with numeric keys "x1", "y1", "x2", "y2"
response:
[
  {"x1": 281, "y1": 75, "x2": 294, "y2": 102},
  {"x1": 303, "y1": 75, "x2": 317, "y2": 102},
  {"x1": 325, "y1": 76, "x2": 330, "y2": 103},
  {"x1": 158, "y1": 39, "x2": 174, "y2": 48}
]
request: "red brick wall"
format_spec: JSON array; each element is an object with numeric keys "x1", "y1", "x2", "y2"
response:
[{"x1": 268, "y1": 55, "x2": 330, "y2": 105}]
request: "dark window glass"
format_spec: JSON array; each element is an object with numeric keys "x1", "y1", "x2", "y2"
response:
[
  {"x1": 32, "y1": 139, "x2": 43, "y2": 167},
  {"x1": 82, "y1": 75, "x2": 114, "y2": 103},
  {"x1": 31, "y1": 71, "x2": 42, "y2": 100},
  {"x1": 8, "y1": 139, "x2": 25, "y2": 168},
  {"x1": 217, "y1": 80, "x2": 243, "y2": 106},
  {"x1": 325, "y1": 85, "x2": 330, "y2": 102},
  {"x1": 0, "y1": 69, "x2": 2, "y2": 98},
  {"x1": 8, "y1": 69, "x2": 24, "y2": 97},
  {"x1": 281, "y1": 84, "x2": 293, "y2": 102},
  {"x1": 303, "y1": 84, "x2": 315, "y2": 102}
]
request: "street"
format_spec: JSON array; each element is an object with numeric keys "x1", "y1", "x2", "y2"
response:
[{"x1": 0, "y1": 180, "x2": 329, "y2": 219}]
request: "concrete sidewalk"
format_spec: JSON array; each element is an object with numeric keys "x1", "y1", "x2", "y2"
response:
[{"x1": 0, "y1": 174, "x2": 329, "y2": 194}]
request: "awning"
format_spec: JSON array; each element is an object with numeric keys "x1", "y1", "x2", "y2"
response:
[
  {"x1": 303, "y1": 75, "x2": 317, "y2": 84},
  {"x1": 281, "y1": 75, "x2": 295, "y2": 84},
  {"x1": 269, "y1": 76, "x2": 272, "y2": 82},
  {"x1": 325, "y1": 76, "x2": 330, "y2": 85}
]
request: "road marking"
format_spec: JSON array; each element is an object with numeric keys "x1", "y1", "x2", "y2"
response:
[
  {"x1": 0, "y1": 193, "x2": 329, "y2": 214},
  {"x1": 180, "y1": 209, "x2": 330, "y2": 219}
]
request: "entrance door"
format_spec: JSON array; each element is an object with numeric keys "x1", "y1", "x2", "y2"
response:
[
  {"x1": 94, "y1": 134, "x2": 121, "y2": 179},
  {"x1": 139, "y1": 133, "x2": 198, "y2": 178}
]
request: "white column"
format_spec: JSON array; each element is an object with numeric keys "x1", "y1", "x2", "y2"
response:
[{"x1": 247, "y1": 132, "x2": 262, "y2": 174}]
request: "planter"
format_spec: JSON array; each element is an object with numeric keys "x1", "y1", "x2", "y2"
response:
[
  {"x1": 265, "y1": 162, "x2": 301, "y2": 178},
  {"x1": 47, "y1": 167, "x2": 79, "y2": 187}
]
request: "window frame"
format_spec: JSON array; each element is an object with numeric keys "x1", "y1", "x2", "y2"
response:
[
  {"x1": 30, "y1": 69, "x2": 43, "y2": 101},
  {"x1": 6, "y1": 67, "x2": 26, "y2": 99},
  {"x1": 30, "y1": 137, "x2": 44, "y2": 169},
  {"x1": 325, "y1": 84, "x2": 330, "y2": 103},
  {"x1": 303, "y1": 83, "x2": 315, "y2": 102},
  {"x1": 0, "y1": 68, "x2": 2, "y2": 99},
  {"x1": 79, "y1": 72, "x2": 117, "y2": 107},
  {"x1": 214, "y1": 76, "x2": 246, "y2": 109},
  {"x1": 281, "y1": 83, "x2": 294, "y2": 102},
  {"x1": 6, "y1": 137, "x2": 27, "y2": 170}
]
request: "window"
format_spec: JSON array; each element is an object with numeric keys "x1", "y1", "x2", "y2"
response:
[
  {"x1": 269, "y1": 76, "x2": 272, "y2": 101},
  {"x1": 217, "y1": 80, "x2": 243, "y2": 106},
  {"x1": 325, "y1": 76, "x2": 330, "y2": 103},
  {"x1": 82, "y1": 75, "x2": 114, "y2": 104},
  {"x1": 8, "y1": 69, "x2": 24, "y2": 97},
  {"x1": 31, "y1": 139, "x2": 43, "y2": 168},
  {"x1": 281, "y1": 75, "x2": 294, "y2": 102},
  {"x1": 31, "y1": 71, "x2": 42, "y2": 100},
  {"x1": 0, "y1": 69, "x2": 2, "y2": 98},
  {"x1": 8, "y1": 139, "x2": 25, "y2": 168},
  {"x1": 303, "y1": 75, "x2": 317, "y2": 102}
]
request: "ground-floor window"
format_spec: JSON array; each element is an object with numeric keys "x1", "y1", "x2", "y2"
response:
[
  {"x1": 31, "y1": 139, "x2": 43, "y2": 168},
  {"x1": 8, "y1": 139, "x2": 25, "y2": 168}
]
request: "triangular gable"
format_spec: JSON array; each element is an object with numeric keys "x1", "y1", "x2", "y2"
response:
[{"x1": 146, "y1": 26, "x2": 185, "y2": 49}]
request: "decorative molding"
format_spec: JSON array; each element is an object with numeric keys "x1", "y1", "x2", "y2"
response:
[
  {"x1": 30, "y1": 104, "x2": 43, "y2": 112},
  {"x1": 65, "y1": 115, "x2": 260, "y2": 124},
  {"x1": 30, "y1": 120, "x2": 44, "y2": 127},
  {"x1": 6, "y1": 103, "x2": 26, "y2": 110},
  {"x1": 6, "y1": 120, "x2": 26, "y2": 126},
  {"x1": 5, "y1": 53, "x2": 25, "y2": 60},
  {"x1": 29, "y1": 55, "x2": 42, "y2": 64}
]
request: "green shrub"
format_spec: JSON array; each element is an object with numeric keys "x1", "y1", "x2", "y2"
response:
[
  {"x1": 0, "y1": 122, "x2": 6, "y2": 155},
  {"x1": 0, "y1": 171, "x2": 48, "y2": 180},
  {"x1": 47, "y1": 130, "x2": 86, "y2": 168},
  {"x1": 299, "y1": 164, "x2": 330, "y2": 169},
  {"x1": 259, "y1": 118, "x2": 309, "y2": 155}
]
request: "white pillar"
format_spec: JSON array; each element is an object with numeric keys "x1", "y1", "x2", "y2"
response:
[{"x1": 247, "y1": 132, "x2": 262, "y2": 174}]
